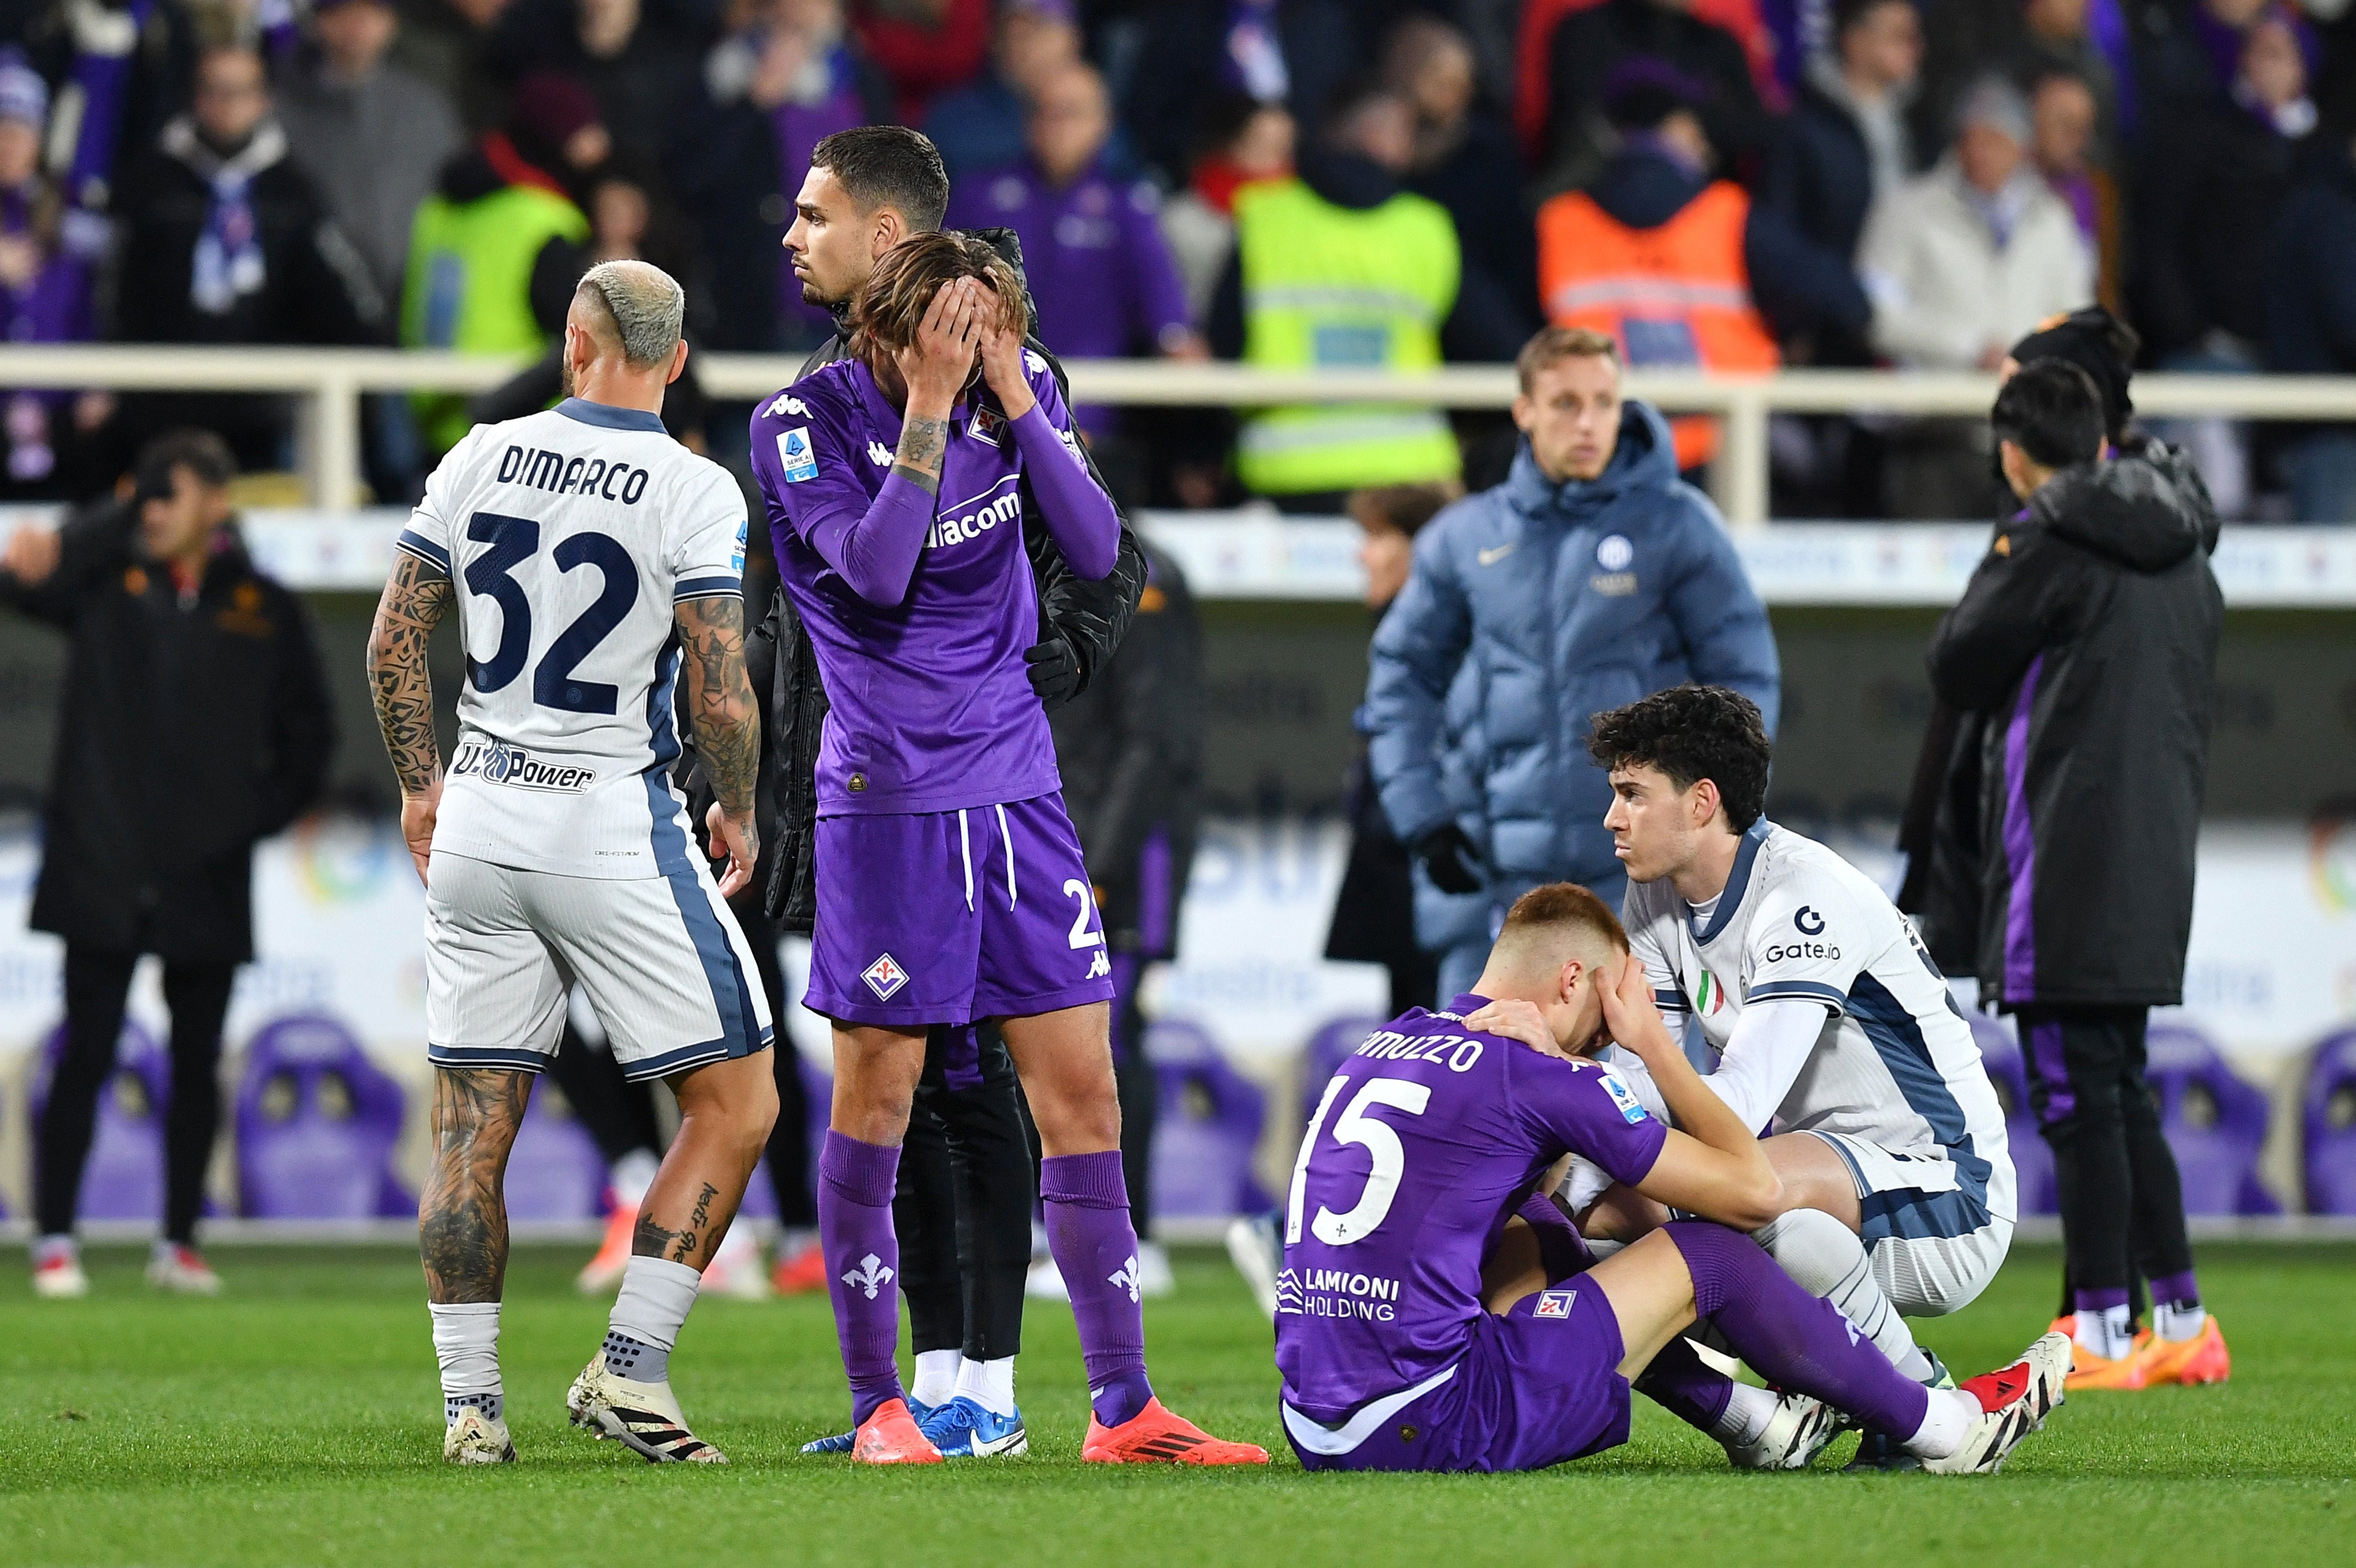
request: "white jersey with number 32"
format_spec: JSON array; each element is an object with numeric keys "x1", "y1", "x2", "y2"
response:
[{"x1": 396, "y1": 400, "x2": 749, "y2": 879}]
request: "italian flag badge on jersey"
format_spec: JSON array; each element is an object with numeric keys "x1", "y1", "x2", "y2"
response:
[{"x1": 1694, "y1": 972, "x2": 1727, "y2": 1014}]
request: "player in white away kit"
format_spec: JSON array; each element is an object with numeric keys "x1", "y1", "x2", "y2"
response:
[
  {"x1": 366, "y1": 260, "x2": 779, "y2": 1467},
  {"x1": 1576, "y1": 685, "x2": 2015, "y2": 1470}
]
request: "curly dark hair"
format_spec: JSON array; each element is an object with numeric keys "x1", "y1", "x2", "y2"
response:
[{"x1": 1585, "y1": 685, "x2": 1772, "y2": 832}]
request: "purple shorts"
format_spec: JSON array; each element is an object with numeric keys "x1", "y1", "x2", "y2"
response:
[
  {"x1": 808, "y1": 792, "x2": 1116, "y2": 1028},
  {"x1": 1285, "y1": 1282, "x2": 1631, "y2": 1474}
]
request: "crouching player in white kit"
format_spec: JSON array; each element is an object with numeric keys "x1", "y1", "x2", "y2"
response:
[
  {"x1": 366, "y1": 260, "x2": 779, "y2": 1465},
  {"x1": 1578, "y1": 684, "x2": 2017, "y2": 1470}
]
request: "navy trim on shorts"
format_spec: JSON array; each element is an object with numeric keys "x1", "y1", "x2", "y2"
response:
[
  {"x1": 640, "y1": 647, "x2": 763, "y2": 1059},
  {"x1": 427, "y1": 1045, "x2": 548, "y2": 1074},
  {"x1": 619, "y1": 1027, "x2": 774, "y2": 1084}
]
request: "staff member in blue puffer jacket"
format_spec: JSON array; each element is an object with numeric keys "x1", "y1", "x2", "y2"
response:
[{"x1": 1364, "y1": 324, "x2": 1781, "y2": 1000}]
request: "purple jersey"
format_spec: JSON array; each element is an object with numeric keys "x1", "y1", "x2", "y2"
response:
[
  {"x1": 753, "y1": 352, "x2": 1084, "y2": 816},
  {"x1": 1276, "y1": 995, "x2": 1667, "y2": 1421}
]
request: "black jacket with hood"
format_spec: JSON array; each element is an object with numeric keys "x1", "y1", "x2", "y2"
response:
[
  {"x1": 750, "y1": 227, "x2": 1149, "y2": 932},
  {"x1": 1923, "y1": 439, "x2": 2222, "y2": 1010}
]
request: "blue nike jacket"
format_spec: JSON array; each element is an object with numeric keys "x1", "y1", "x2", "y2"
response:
[{"x1": 1365, "y1": 399, "x2": 1780, "y2": 910}]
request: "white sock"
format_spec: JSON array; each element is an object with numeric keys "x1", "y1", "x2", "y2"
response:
[
  {"x1": 429, "y1": 1301, "x2": 502, "y2": 1424},
  {"x1": 910, "y1": 1348, "x2": 962, "y2": 1409},
  {"x1": 610, "y1": 1148, "x2": 660, "y2": 1208},
  {"x1": 2075, "y1": 1303, "x2": 2135, "y2": 1361},
  {"x1": 954, "y1": 1355, "x2": 1018, "y2": 1417},
  {"x1": 1754, "y1": 1209, "x2": 1933, "y2": 1382},
  {"x1": 34, "y1": 1234, "x2": 77, "y2": 1267},
  {"x1": 608, "y1": 1255, "x2": 702, "y2": 1382},
  {"x1": 2153, "y1": 1300, "x2": 2208, "y2": 1342},
  {"x1": 1711, "y1": 1381, "x2": 1779, "y2": 1448},
  {"x1": 1899, "y1": 1387, "x2": 1977, "y2": 1460}
]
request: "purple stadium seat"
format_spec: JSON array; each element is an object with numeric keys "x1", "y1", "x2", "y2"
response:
[
  {"x1": 2144, "y1": 1023, "x2": 2281, "y2": 1217},
  {"x1": 29, "y1": 1018, "x2": 168, "y2": 1220},
  {"x1": 1146, "y1": 1020, "x2": 1271, "y2": 1220},
  {"x1": 235, "y1": 1014, "x2": 412, "y2": 1219},
  {"x1": 1964, "y1": 1011, "x2": 2057, "y2": 1215},
  {"x1": 504, "y1": 1080, "x2": 610, "y2": 1221},
  {"x1": 1299, "y1": 1016, "x2": 1385, "y2": 1128},
  {"x1": 2300, "y1": 1029, "x2": 2356, "y2": 1216}
]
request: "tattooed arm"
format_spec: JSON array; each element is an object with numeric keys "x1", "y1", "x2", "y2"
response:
[
  {"x1": 419, "y1": 1067, "x2": 529, "y2": 1303},
  {"x1": 366, "y1": 548, "x2": 455, "y2": 884},
  {"x1": 677, "y1": 592, "x2": 762, "y2": 896}
]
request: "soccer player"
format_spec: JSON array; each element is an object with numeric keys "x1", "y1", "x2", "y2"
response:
[
  {"x1": 781, "y1": 124, "x2": 1147, "y2": 1460},
  {"x1": 1278, "y1": 882, "x2": 2066, "y2": 1474},
  {"x1": 1581, "y1": 684, "x2": 2018, "y2": 1466},
  {"x1": 367, "y1": 260, "x2": 778, "y2": 1466},
  {"x1": 751, "y1": 232, "x2": 1262, "y2": 1466}
]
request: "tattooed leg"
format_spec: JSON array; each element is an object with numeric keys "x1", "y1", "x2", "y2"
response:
[
  {"x1": 631, "y1": 1051, "x2": 778, "y2": 1268},
  {"x1": 419, "y1": 1067, "x2": 530, "y2": 1303}
]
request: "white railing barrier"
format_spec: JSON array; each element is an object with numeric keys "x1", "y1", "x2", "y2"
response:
[{"x1": 4, "y1": 347, "x2": 2356, "y2": 526}]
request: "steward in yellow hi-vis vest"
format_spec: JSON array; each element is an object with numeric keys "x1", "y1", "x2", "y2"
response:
[{"x1": 1232, "y1": 173, "x2": 1463, "y2": 496}]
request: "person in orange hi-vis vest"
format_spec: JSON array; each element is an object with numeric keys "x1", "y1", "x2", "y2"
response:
[{"x1": 1538, "y1": 60, "x2": 1867, "y2": 473}]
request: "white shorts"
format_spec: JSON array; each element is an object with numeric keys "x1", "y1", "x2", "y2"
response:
[
  {"x1": 1811, "y1": 1130, "x2": 2012, "y2": 1317},
  {"x1": 424, "y1": 851, "x2": 773, "y2": 1082}
]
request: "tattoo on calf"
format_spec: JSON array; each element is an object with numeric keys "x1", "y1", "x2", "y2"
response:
[{"x1": 419, "y1": 1068, "x2": 529, "y2": 1303}]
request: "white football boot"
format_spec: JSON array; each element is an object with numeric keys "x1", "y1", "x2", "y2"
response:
[
  {"x1": 567, "y1": 1354, "x2": 727, "y2": 1464},
  {"x1": 444, "y1": 1406, "x2": 517, "y2": 1464},
  {"x1": 1724, "y1": 1392, "x2": 1847, "y2": 1470}
]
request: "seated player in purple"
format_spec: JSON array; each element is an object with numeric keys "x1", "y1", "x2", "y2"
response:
[
  {"x1": 1278, "y1": 883, "x2": 2069, "y2": 1475},
  {"x1": 751, "y1": 231, "x2": 1266, "y2": 1466}
]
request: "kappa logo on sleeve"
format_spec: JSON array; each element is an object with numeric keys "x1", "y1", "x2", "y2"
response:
[
  {"x1": 1023, "y1": 349, "x2": 1048, "y2": 376},
  {"x1": 777, "y1": 426, "x2": 819, "y2": 483},
  {"x1": 766, "y1": 392, "x2": 807, "y2": 417},
  {"x1": 1533, "y1": 1288, "x2": 1577, "y2": 1320},
  {"x1": 866, "y1": 439, "x2": 893, "y2": 466},
  {"x1": 861, "y1": 953, "x2": 908, "y2": 1000},
  {"x1": 1598, "y1": 1072, "x2": 1651, "y2": 1126}
]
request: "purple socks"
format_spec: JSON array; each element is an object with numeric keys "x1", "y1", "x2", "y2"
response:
[
  {"x1": 1663, "y1": 1220, "x2": 1930, "y2": 1439},
  {"x1": 1633, "y1": 1333, "x2": 1737, "y2": 1433},
  {"x1": 1041, "y1": 1151, "x2": 1154, "y2": 1429},
  {"x1": 819, "y1": 1131, "x2": 906, "y2": 1425}
]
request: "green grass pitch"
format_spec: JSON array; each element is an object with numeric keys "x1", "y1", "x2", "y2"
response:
[{"x1": 2, "y1": 1240, "x2": 2352, "y2": 1566}]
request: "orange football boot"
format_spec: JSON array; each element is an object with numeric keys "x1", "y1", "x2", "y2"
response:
[
  {"x1": 576, "y1": 1200, "x2": 636, "y2": 1294},
  {"x1": 770, "y1": 1241, "x2": 829, "y2": 1296},
  {"x1": 851, "y1": 1398, "x2": 943, "y2": 1464},
  {"x1": 2056, "y1": 1315, "x2": 2160, "y2": 1391},
  {"x1": 1081, "y1": 1398, "x2": 1269, "y2": 1464},
  {"x1": 2143, "y1": 1317, "x2": 2231, "y2": 1386}
]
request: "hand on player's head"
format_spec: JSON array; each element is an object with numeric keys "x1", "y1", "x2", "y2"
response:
[
  {"x1": 977, "y1": 311, "x2": 1038, "y2": 420},
  {"x1": 1598, "y1": 952, "x2": 1673, "y2": 1059},
  {"x1": 895, "y1": 275, "x2": 986, "y2": 412}
]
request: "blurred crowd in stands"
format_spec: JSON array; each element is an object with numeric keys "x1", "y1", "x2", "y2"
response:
[{"x1": 0, "y1": 0, "x2": 2354, "y2": 519}]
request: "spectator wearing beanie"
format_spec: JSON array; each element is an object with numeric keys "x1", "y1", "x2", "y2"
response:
[{"x1": 400, "y1": 71, "x2": 601, "y2": 452}]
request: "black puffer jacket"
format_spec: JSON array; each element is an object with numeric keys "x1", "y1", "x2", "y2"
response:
[
  {"x1": 1923, "y1": 439, "x2": 2222, "y2": 1009},
  {"x1": 0, "y1": 502, "x2": 335, "y2": 964},
  {"x1": 759, "y1": 228, "x2": 1149, "y2": 931}
]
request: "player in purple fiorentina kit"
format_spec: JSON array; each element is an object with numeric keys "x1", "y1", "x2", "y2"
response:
[
  {"x1": 751, "y1": 231, "x2": 1266, "y2": 1466},
  {"x1": 1278, "y1": 883, "x2": 2069, "y2": 1475}
]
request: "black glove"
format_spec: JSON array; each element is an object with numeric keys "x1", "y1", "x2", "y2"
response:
[
  {"x1": 1023, "y1": 634, "x2": 1082, "y2": 709},
  {"x1": 1412, "y1": 824, "x2": 1484, "y2": 895}
]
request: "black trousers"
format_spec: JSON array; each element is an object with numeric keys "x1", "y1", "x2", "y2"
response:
[
  {"x1": 1109, "y1": 952, "x2": 1157, "y2": 1229},
  {"x1": 542, "y1": 893, "x2": 816, "y2": 1229},
  {"x1": 2016, "y1": 1004, "x2": 2197, "y2": 1313},
  {"x1": 897, "y1": 1023, "x2": 1034, "y2": 1361},
  {"x1": 35, "y1": 944, "x2": 236, "y2": 1244}
]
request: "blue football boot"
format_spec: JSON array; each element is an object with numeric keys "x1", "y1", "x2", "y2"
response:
[
  {"x1": 917, "y1": 1395, "x2": 1030, "y2": 1458},
  {"x1": 802, "y1": 1397, "x2": 936, "y2": 1455}
]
